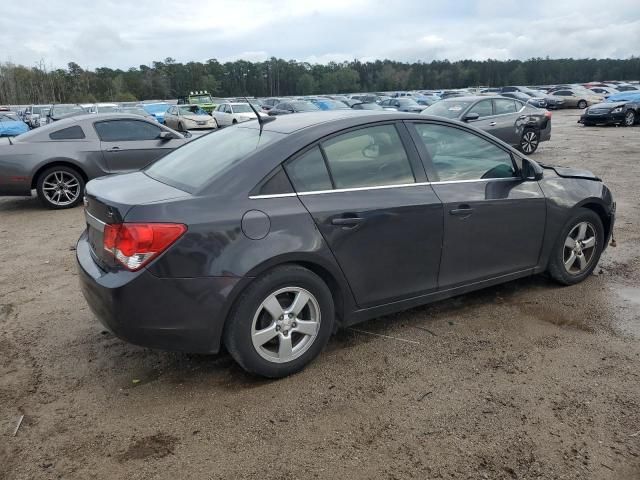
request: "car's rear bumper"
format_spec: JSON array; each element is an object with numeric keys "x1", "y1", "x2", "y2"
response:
[
  {"x1": 579, "y1": 112, "x2": 625, "y2": 125},
  {"x1": 76, "y1": 231, "x2": 242, "y2": 354}
]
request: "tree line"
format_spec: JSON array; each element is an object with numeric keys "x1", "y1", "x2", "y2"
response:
[{"x1": 1, "y1": 57, "x2": 639, "y2": 105}]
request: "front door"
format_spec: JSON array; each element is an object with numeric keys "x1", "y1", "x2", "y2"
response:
[
  {"x1": 285, "y1": 123, "x2": 443, "y2": 308},
  {"x1": 94, "y1": 119, "x2": 183, "y2": 173},
  {"x1": 408, "y1": 121, "x2": 546, "y2": 288}
]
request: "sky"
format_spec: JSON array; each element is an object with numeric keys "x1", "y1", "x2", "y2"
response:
[{"x1": 2, "y1": 0, "x2": 639, "y2": 70}]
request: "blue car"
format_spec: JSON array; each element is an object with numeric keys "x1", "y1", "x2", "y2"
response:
[
  {"x1": 605, "y1": 91, "x2": 640, "y2": 103},
  {"x1": 141, "y1": 103, "x2": 170, "y2": 124},
  {"x1": 0, "y1": 112, "x2": 29, "y2": 137},
  {"x1": 311, "y1": 99, "x2": 350, "y2": 111}
]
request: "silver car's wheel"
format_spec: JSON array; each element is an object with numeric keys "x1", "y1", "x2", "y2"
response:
[
  {"x1": 40, "y1": 170, "x2": 82, "y2": 207},
  {"x1": 251, "y1": 287, "x2": 320, "y2": 364},
  {"x1": 624, "y1": 111, "x2": 635, "y2": 126},
  {"x1": 563, "y1": 221, "x2": 597, "y2": 275},
  {"x1": 577, "y1": 100, "x2": 587, "y2": 109},
  {"x1": 520, "y1": 130, "x2": 539, "y2": 154}
]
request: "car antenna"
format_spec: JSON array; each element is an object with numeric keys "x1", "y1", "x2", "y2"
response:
[{"x1": 243, "y1": 97, "x2": 275, "y2": 134}]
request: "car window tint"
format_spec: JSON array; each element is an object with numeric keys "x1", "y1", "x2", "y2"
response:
[
  {"x1": 414, "y1": 124, "x2": 516, "y2": 182},
  {"x1": 322, "y1": 124, "x2": 415, "y2": 189},
  {"x1": 285, "y1": 146, "x2": 333, "y2": 192},
  {"x1": 95, "y1": 120, "x2": 161, "y2": 141},
  {"x1": 494, "y1": 99, "x2": 517, "y2": 115},
  {"x1": 49, "y1": 125, "x2": 85, "y2": 140},
  {"x1": 468, "y1": 100, "x2": 493, "y2": 117}
]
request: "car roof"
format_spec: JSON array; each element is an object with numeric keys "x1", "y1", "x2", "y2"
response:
[{"x1": 240, "y1": 110, "x2": 424, "y2": 134}]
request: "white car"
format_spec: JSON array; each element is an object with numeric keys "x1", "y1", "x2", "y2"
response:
[
  {"x1": 164, "y1": 105, "x2": 218, "y2": 131},
  {"x1": 211, "y1": 102, "x2": 265, "y2": 127}
]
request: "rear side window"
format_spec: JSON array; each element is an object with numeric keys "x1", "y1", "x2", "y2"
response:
[
  {"x1": 413, "y1": 123, "x2": 516, "y2": 181},
  {"x1": 146, "y1": 126, "x2": 284, "y2": 193},
  {"x1": 49, "y1": 125, "x2": 85, "y2": 140},
  {"x1": 95, "y1": 120, "x2": 161, "y2": 141},
  {"x1": 321, "y1": 125, "x2": 415, "y2": 189},
  {"x1": 285, "y1": 147, "x2": 332, "y2": 192}
]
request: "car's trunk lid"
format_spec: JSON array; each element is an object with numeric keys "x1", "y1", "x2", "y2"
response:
[{"x1": 84, "y1": 172, "x2": 190, "y2": 270}]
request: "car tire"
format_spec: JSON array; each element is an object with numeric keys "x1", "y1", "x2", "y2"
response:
[
  {"x1": 577, "y1": 100, "x2": 587, "y2": 109},
  {"x1": 223, "y1": 265, "x2": 335, "y2": 378},
  {"x1": 232, "y1": 119, "x2": 238, "y2": 125},
  {"x1": 547, "y1": 208, "x2": 604, "y2": 286},
  {"x1": 583, "y1": 122, "x2": 595, "y2": 127},
  {"x1": 624, "y1": 110, "x2": 635, "y2": 127},
  {"x1": 519, "y1": 128, "x2": 539, "y2": 154},
  {"x1": 177, "y1": 122, "x2": 185, "y2": 132},
  {"x1": 36, "y1": 165, "x2": 85, "y2": 210}
]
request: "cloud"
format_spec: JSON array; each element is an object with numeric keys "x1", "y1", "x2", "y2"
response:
[{"x1": 0, "y1": 0, "x2": 638, "y2": 69}]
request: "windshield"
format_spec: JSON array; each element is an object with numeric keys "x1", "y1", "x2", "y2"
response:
[
  {"x1": 0, "y1": 113, "x2": 19, "y2": 122},
  {"x1": 51, "y1": 105, "x2": 86, "y2": 117},
  {"x1": 423, "y1": 100, "x2": 472, "y2": 119},
  {"x1": 145, "y1": 127, "x2": 285, "y2": 192},
  {"x1": 190, "y1": 95, "x2": 213, "y2": 104},
  {"x1": 143, "y1": 103, "x2": 170, "y2": 114},
  {"x1": 178, "y1": 105, "x2": 207, "y2": 115},
  {"x1": 232, "y1": 104, "x2": 252, "y2": 113}
]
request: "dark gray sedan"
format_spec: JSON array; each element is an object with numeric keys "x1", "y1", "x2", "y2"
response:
[
  {"x1": 422, "y1": 96, "x2": 552, "y2": 154},
  {"x1": 0, "y1": 114, "x2": 187, "y2": 208},
  {"x1": 77, "y1": 110, "x2": 614, "y2": 378}
]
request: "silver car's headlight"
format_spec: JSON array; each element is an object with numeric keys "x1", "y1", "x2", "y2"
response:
[{"x1": 611, "y1": 107, "x2": 623, "y2": 113}]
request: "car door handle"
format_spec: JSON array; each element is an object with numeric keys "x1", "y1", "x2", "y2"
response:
[
  {"x1": 106, "y1": 146, "x2": 121, "y2": 152},
  {"x1": 331, "y1": 216, "x2": 364, "y2": 227},
  {"x1": 489, "y1": 122, "x2": 497, "y2": 126},
  {"x1": 449, "y1": 205, "x2": 474, "y2": 217}
]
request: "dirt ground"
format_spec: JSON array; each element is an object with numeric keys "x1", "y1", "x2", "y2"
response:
[{"x1": 1, "y1": 109, "x2": 639, "y2": 480}]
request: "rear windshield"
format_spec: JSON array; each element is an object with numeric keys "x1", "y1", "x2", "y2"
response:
[{"x1": 145, "y1": 126, "x2": 284, "y2": 192}]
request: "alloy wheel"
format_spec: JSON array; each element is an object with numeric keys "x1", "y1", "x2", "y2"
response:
[
  {"x1": 624, "y1": 111, "x2": 635, "y2": 126},
  {"x1": 42, "y1": 171, "x2": 81, "y2": 207},
  {"x1": 251, "y1": 287, "x2": 320, "y2": 364},
  {"x1": 521, "y1": 131, "x2": 539, "y2": 154},
  {"x1": 563, "y1": 221, "x2": 597, "y2": 275}
]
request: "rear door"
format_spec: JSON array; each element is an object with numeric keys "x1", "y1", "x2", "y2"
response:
[
  {"x1": 491, "y1": 98, "x2": 523, "y2": 145},
  {"x1": 407, "y1": 121, "x2": 546, "y2": 288},
  {"x1": 286, "y1": 122, "x2": 443, "y2": 308},
  {"x1": 94, "y1": 119, "x2": 183, "y2": 173}
]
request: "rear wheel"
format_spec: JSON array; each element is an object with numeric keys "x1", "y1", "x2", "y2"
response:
[
  {"x1": 223, "y1": 265, "x2": 335, "y2": 378},
  {"x1": 577, "y1": 100, "x2": 587, "y2": 109},
  {"x1": 624, "y1": 110, "x2": 635, "y2": 127},
  {"x1": 36, "y1": 166, "x2": 85, "y2": 209},
  {"x1": 519, "y1": 128, "x2": 539, "y2": 154},
  {"x1": 547, "y1": 208, "x2": 604, "y2": 286}
]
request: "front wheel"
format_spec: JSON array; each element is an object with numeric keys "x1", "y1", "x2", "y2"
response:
[
  {"x1": 223, "y1": 265, "x2": 335, "y2": 378},
  {"x1": 519, "y1": 129, "x2": 539, "y2": 154},
  {"x1": 36, "y1": 166, "x2": 85, "y2": 209},
  {"x1": 547, "y1": 208, "x2": 604, "y2": 286},
  {"x1": 177, "y1": 122, "x2": 186, "y2": 132},
  {"x1": 577, "y1": 100, "x2": 587, "y2": 109},
  {"x1": 624, "y1": 110, "x2": 635, "y2": 127}
]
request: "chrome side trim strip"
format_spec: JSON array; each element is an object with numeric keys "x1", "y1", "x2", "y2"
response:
[
  {"x1": 85, "y1": 210, "x2": 106, "y2": 232},
  {"x1": 248, "y1": 177, "x2": 518, "y2": 199},
  {"x1": 248, "y1": 192, "x2": 298, "y2": 200}
]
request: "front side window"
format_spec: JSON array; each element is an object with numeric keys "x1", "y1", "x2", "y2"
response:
[
  {"x1": 413, "y1": 123, "x2": 516, "y2": 182},
  {"x1": 468, "y1": 100, "x2": 493, "y2": 118},
  {"x1": 95, "y1": 120, "x2": 162, "y2": 141},
  {"x1": 321, "y1": 124, "x2": 415, "y2": 189},
  {"x1": 494, "y1": 99, "x2": 517, "y2": 115},
  {"x1": 285, "y1": 146, "x2": 332, "y2": 192}
]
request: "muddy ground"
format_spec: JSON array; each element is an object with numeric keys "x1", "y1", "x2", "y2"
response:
[{"x1": 1, "y1": 110, "x2": 639, "y2": 479}]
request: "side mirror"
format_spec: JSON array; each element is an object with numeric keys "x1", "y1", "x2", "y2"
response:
[
  {"x1": 463, "y1": 112, "x2": 480, "y2": 122},
  {"x1": 158, "y1": 131, "x2": 176, "y2": 141},
  {"x1": 522, "y1": 158, "x2": 543, "y2": 181}
]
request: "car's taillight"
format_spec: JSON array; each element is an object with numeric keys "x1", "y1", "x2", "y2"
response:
[
  {"x1": 103, "y1": 223, "x2": 187, "y2": 271},
  {"x1": 544, "y1": 111, "x2": 552, "y2": 119}
]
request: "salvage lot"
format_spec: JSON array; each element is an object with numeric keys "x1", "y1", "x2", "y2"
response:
[{"x1": 1, "y1": 110, "x2": 639, "y2": 479}]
